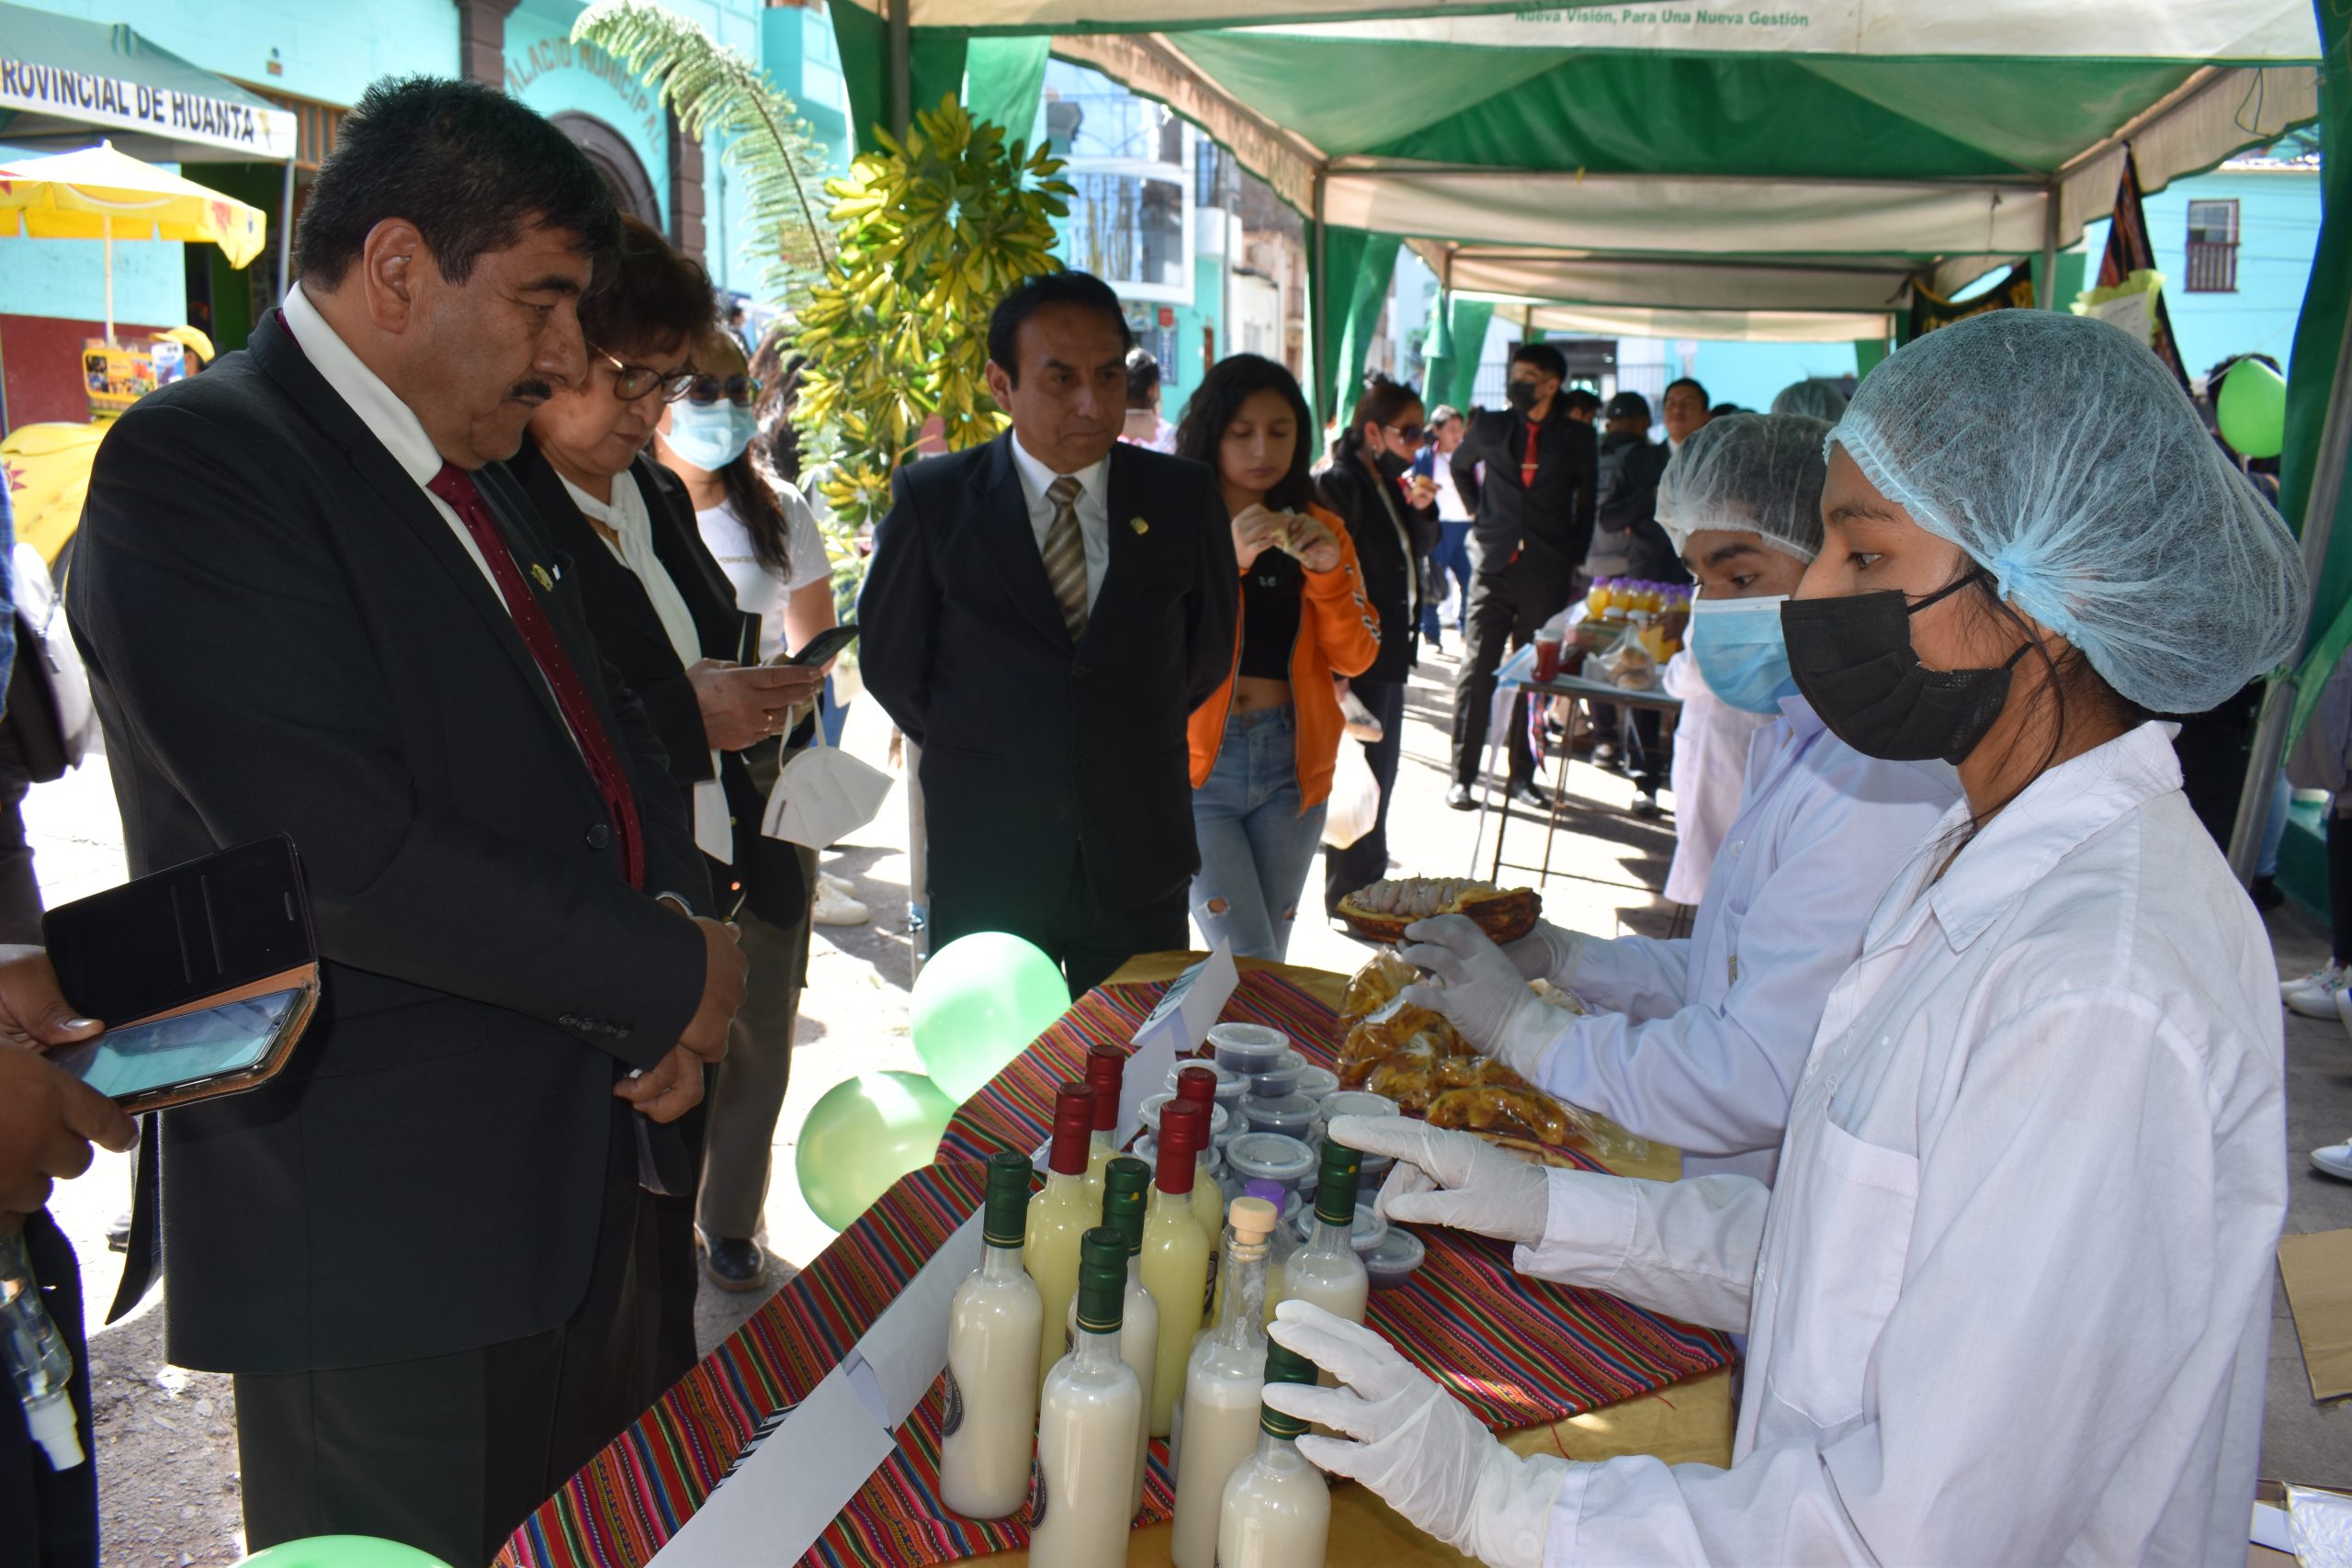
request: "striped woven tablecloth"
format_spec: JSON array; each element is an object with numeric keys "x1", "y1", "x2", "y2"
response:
[{"x1": 498, "y1": 969, "x2": 1732, "y2": 1568}]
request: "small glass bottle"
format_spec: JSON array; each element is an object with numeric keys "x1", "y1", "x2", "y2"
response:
[
  {"x1": 1170, "y1": 1195, "x2": 1279, "y2": 1568},
  {"x1": 1268, "y1": 1137, "x2": 1369, "y2": 1327},
  {"x1": 1067, "y1": 1156, "x2": 1159, "y2": 1519},
  {"x1": 1139, "y1": 1099, "x2": 1212, "y2": 1438},
  {"x1": 1171, "y1": 1066, "x2": 1231, "y2": 1242},
  {"x1": 938, "y1": 1150, "x2": 1043, "y2": 1519},
  {"x1": 1080, "y1": 1044, "x2": 1127, "y2": 1204},
  {"x1": 1217, "y1": 1340, "x2": 1331, "y2": 1568},
  {"x1": 1024, "y1": 1081, "x2": 1099, "y2": 1393},
  {"x1": 1030, "y1": 1227, "x2": 1145, "y2": 1568}
]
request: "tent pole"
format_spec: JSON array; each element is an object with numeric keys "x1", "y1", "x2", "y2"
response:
[
  {"x1": 103, "y1": 213, "x2": 115, "y2": 346},
  {"x1": 1311, "y1": 164, "x2": 1329, "y2": 430},
  {"x1": 887, "y1": 0, "x2": 910, "y2": 141},
  {"x1": 2226, "y1": 286, "x2": 2352, "y2": 879},
  {"x1": 277, "y1": 157, "x2": 295, "y2": 303},
  {"x1": 2038, "y1": 183, "x2": 2060, "y2": 309}
]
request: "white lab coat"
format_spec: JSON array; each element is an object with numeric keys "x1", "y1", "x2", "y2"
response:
[
  {"x1": 1658, "y1": 652, "x2": 1773, "y2": 907},
  {"x1": 1532, "y1": 697, "x2": 1957, "y2": 1181},
  {"x1": 1514, "y1": 723, "x2": 2284, "y2": 1565}
]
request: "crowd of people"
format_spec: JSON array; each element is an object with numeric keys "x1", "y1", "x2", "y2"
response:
[{"x1": 0, "y1": 63, "x2": 2332, "y2": 1568}]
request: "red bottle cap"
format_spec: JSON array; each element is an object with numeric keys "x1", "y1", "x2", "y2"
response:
[
  {"x1": 1174, "y1": 1064, "x2": 1218, "y2": 1111},
  {"x1": 1085, "y1": 1046, "x2": 1126, "y2": 1133},
  {"x1": 1157, "y1": 1099, "x2": 1205, "y2": 1193},
  {"x1": 1048, "y1": 1082, "x2": 1097, "y2": 1176}
]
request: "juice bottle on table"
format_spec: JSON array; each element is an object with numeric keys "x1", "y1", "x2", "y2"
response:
[
  {"x1": 1026, "y1": 1081, "x2": 1098, "y2": 1393},
  {"x1": 1030, "y1": 1229, "x2": 1145, "y2": 1568},
  {"x1": 1216, "y1": 1341, "x2": 1331, "y2": 1568},
  {"x1": 1080, "y1": 1044, "x2": 1127, "y2": 1205},
  {"x1": 1172, "y1": 1066, "x2": 1229, "y2": 1253},
  {"x1": 1140, "y1": 1100, "x2": 1213, "y2": 1437},
  {"x1": 1268, "y1": 1137, "x2": 1369, "y2": 1328},
  {"x1": 938, "y1": 1150, "x2": 1044, "y2": 1520},
  {"x1": 1585, "y1": 576, "x2": 1613, "y2": 618},
  {"x1": 1066, "y1": 1156, "x2": 1159, "y2": 1518},
  {"x1": 1169, "y1": 1196, "x2": 1279, "y2": 1568}
]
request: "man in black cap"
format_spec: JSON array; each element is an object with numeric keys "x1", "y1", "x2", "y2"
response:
[{"x1": 1583, "y1": 390, "x2": 1681, "y2": 813}]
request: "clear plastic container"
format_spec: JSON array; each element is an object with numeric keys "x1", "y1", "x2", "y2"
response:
[
  {"x1": 1242, "y1": 1050, "x2": 1306, "y2": 1100},
  {"x1": 1318, "y1": 1090, "x2": 1399, "y2": 1122},
  {"x1": 1222, "y1": 1133, "x2": 1317, "y2": 1199},
  {"x1": 1294, "y1": 1065, "x2": 1340, "y2": 1104},
  {"x1": 1238, "y1": 1093, "x2": 1320, "y2": 1140},
  {"x1": 1206, "y1": 1022, "x2": 1289, "y2": 1076},
  {"x1": 1137, "y1": 1091, "x2": 1231, "y2": 1145},
  {"x1": 1292, "y1": 1202, "x2": 1388, "y2": 1256},
  {"x1": 1363, "y1": 1227, "x2": 1427, "y2": 1290}
]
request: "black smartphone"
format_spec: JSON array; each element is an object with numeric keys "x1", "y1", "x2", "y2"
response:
[{"x1": 787, "y1": 622, "x2": 860, "y2": 667}]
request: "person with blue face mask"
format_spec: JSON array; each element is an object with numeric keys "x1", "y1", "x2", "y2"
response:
[{"x1": 1392, "y1": 412, "x2": 1960, "y2": 1185}]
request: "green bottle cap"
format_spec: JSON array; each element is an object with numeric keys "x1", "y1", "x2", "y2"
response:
[
  {"x1": 1102, "y1": 1156, "x2": 1150, "y2": 1257},
  {"x1": 1315, "y1": 1138, "x2": 1363, "y2": 1228},
  {"x1": 1074, "y1": 1226, "x2": 1128, "y2": 1335},
  {"x1": 981, "y1": 1150, "x2": 1034, "y2": 1248},
  {"x1": 1261, "y1": 1340, "x2": 1319, "y2": 1438}
]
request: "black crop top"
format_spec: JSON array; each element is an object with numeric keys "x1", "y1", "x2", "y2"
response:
[{"x1": 1238, "y1": 546, "x2": 1304, "y2": 681}]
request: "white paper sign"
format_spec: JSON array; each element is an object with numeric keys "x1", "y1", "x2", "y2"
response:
[
  {"x1": 1126, "y1": 940, "x2": 1237, "y2": 1116},
  {"x1": 650, "y1": 1362, "x2": 895, "y2": 1566}
]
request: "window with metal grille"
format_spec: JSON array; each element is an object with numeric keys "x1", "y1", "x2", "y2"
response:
[{"x1": 2186, "y1": 199, "x2": 2240, "y2": 292}]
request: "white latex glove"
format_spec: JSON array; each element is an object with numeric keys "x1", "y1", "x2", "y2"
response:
[
  {"x1": 1503, "y1": 919, "x2": 1585, "y2": 985},
  {"x1": 1264, "y1": 1301, "x2": 1568, "y2": 1568},
  {"x1": 1328, "y1": 1113, "x2": 1550, "y2": 1248},
  {"x1": 1399, "y1": 914, "x2": 1560, "y2": 1077}
]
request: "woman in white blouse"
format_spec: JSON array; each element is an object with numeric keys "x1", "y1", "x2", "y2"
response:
[{"x1": 1263, "y1": 310, "x2": 2309, "y2": 1566}]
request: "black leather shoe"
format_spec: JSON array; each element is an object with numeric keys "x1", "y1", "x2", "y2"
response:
[
  {"x1": 1589, "y1": 740, "x2": 1619, "y2": 770},
  {"x1": 2250, "y1": 874, "x2": 2287, "y2": 912},
  {"x1": 1631, "y1": 793, "x2": 1664, "y2": 819},
  {"x1": 1507, "y1": 780, "x2": 1553, "y2": 811},
  {"x1": 703, "y1": 1236, "x2": 769, "y2": 1292},
  {"x1": 1445, "y1": 783, "x2": 1478, "y2": 811}
]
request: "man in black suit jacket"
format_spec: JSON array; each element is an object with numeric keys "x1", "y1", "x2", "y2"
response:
[
  {"x1": 861, "y1": 272, "x2": 1237, "y2": 996},
  {"x1": 66, "y1": 79, "x2": 745, "y2": 1565}
]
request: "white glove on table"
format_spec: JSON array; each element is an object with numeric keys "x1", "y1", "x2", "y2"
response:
[
  {"x1": 1503, "y1": 919, "x2": 1586, "y2": 985},
  {"x1": 1399, "y1": 914, "x2": 1562, "y2": 1078},
  {"x1": 1326, "y1": 1114, "x2": 1552, "y2": 1248},
  {"x1": 1264, "y1": 1301, "x2": 1569, "y2": 1568}
]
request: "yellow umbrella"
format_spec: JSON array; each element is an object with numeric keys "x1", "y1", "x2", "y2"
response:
[{"x1": 0, "y1": 141, "x2": 267, "y2": 344}]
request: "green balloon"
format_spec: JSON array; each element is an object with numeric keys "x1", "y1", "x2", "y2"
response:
[
  {"x1": 910, "y1": 932, "x2": 1070, "y2": 1102},
  {"x1": 2217, "y1": 355, "x2": 2287, "y2": 460},
  {"x1": 795, "y1": 1070, "x2": 959, "y2": 1231},
  {"x1": 237, "y1": 1538, "x2": 454, "y2": 1568}
]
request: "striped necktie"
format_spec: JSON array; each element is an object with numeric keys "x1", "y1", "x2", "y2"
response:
[{"x1": 1042, "y1": 473, "x2": 1090, "y2": 638}]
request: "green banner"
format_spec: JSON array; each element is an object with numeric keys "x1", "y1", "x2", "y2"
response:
[
  {"x1": 829, "y1": 3, "x2": 969, "y2": 153},
  {"x1": 2288, "y1": 0, "x2": 2352, "y2": 746},
  {"x1": 1310, "y1": 223, "x2": 1401, "y2": 430}
]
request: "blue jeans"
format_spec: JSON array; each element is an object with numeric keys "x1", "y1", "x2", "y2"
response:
[
  {"x1": 1191, "y1": 705, "x2": 1328, "y2": 961},
  {"x1": 1420, "y1": 521, "x2": 1475, "y2": 641}
]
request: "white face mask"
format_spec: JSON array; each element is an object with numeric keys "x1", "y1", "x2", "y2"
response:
[
  {"x1": 762, "y1": 724, "x2": 891, "y2": 850},
  {"x1": 666, "y1": 400, "x2": 758, "y2": 470}
]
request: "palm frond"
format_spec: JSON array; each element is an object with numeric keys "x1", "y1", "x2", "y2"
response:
[{"x1": 573, "y1": 0, "x2": 831, "y2": 312}]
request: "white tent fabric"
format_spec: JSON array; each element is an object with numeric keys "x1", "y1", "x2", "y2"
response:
[
  {"x1": 1521, "y1": 303, "x2": 1896, "y2": 344},
  {"x1": 1422, "y1": 248, "x2": 1942, "y2": 314}
]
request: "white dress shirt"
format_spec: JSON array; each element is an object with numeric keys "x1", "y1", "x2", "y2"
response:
[
  {"x1": 1007, "y1": 434, "x2": 1110, "y2": 615},
  {"x1": 1657, "y1": 651, "x2": 1774, "y2": 907},
  {"x1": 1515, "y1": 722, "x2": 2283, "y2": 1566},
  {"x1": 560, "y1": 474, "x2": 732, "y2": 864},
  {"x1": 1532, "y1": 696, "x2": 1956, "y2": 1181},
  {"x1": 279, "y1": 284, "x2": 503, "y2": 601}
]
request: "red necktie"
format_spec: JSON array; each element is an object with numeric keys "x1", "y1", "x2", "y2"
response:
[
  {"x1": 427, "y1": 463, "x2": 645, "y2": 889},
  {"x1": 1521, "y1": 420, "x2": 1540, "y2": 488}
]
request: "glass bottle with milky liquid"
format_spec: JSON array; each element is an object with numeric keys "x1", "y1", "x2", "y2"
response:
[
  {"x1": 1029, "y1": 1227, "x2": 1144, "y2": 1568},
  {"x1": 1139, "y1": 1098, "x2": 1212, "y2": 1438},
  {"x1": 1268, "y1": 1138, "x2": 1368, "y2": 1328},
  {"x1": 1065, "y1": 1156, "x2": 1158, "y2": 1519},
  {"x1": 1169, "y1": 1194, "x2": 1279, "y2": 1568},
  {"x1": 1217, "y1": 1340, "x2": 1332, "y2": 1568},
  {"x1": 1024, "y1": 1081, "x2": 1098, "y2": 1393},
  {"x1": 939, "y1": 1150, "x2": 1043, "y2": 1519},
  {"x1": 1080, "y1": 1044, "x2": 1127, "y2": 1206}
]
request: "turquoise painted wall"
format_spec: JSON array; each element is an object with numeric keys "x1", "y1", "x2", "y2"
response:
[
  {"x1": 2079, "y1": 166, "x2": 2319, "y2": 378},
  {"x1": 1687, "y1": 340, "x2": 1860, "y2": 414},
  {"x1": 14, "y1": 0, "x2": 457, "y2": 108},
  {"x1": 505, "y1": 0, "x2": 671, "y2": 229},
  {"x1": 0, "y1": 203, "x2": 186, "y2": 325},
  {"x1": 761, "y1": 6, "x2": 853, "y2": 183}
]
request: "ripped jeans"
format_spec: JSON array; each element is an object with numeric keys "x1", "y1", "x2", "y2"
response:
[{"x1": 1189, "y1": 705, "x2": 1328, "y2": 962}]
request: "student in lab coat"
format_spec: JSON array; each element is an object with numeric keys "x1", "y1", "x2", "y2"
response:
[
  {"x1": 1266, "y1": 310, "x2": 2308, "y2": 1567},
  {"x1": 1400, "y1": 412, "x2": 1959, "y2": 1182}
]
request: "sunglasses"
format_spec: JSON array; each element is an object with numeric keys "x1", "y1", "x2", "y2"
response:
[
  {"x1": 684, "y1": 373, "x2": 763, "y2": 409},
  {"x1": 1385, "y1": 423, "x2": 1425, "y2": 446},
  {"x1": 586, "y1": 343, "x2": 697, "y2": 403}
]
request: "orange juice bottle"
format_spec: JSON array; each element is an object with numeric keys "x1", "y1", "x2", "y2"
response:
[{"x1": 1585, "y1": 577, "x2": 1614, "y2": 618}]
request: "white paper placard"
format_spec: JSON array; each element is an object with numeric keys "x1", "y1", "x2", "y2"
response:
[
  {"x1": 1125, "y1": 941, "x2": 1237, "y2": 1128},
  {"x1": 650, "y1": 1362, "x2": 895, "y2": 1566}
]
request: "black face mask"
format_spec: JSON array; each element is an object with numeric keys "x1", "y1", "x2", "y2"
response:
[
  {"x1": 1779, "y1": 572, "x2": 2033, "y2": 765},
  {"x1": 1504, "y1": 381, "x2": 1540, "y2": 412},
  {"x1": 1373, "y1": 447, "x2": 1409, "y2": 479}
]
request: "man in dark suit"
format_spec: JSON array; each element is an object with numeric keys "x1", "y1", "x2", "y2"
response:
[
  {"x1": 1445, "y1": 342, "x2": 1599, "y2": 810},
  {"x1": 860, "y1": 271, "x2": 1237, "y2": 996},
  {"x1": 67, "y1": 78, "x2": 746, "y2": 1565}
]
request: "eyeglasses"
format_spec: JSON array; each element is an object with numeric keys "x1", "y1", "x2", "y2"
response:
[
  {"x1": 587, "y1": 343, "x2": 696, "y2": 403},
  {"x1": 684, "y1": 373, "x2": 763, "y2": 409},
  {"x1": 1385, "y1": 423, "x2": 1425, "y2": 446}
]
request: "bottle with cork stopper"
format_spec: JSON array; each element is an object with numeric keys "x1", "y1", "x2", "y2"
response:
[
  {"x1": 939, "y1": 1150, "x2": 1044, "y2": 1519},
  {"x1": 1029, "y1": 1227, "x2": 1145, "y2": 1568},
  {"x1": 1216, "y1": 1340, "x2": 1331, "y2": 1568},
  {"x1": 1080, "y1": 1044, "x2": 1127, "y2": 1205},
  {"x1": 1139, "y1": 1097, "x2": 1213, "y2": 1437},
  {"x1": 1024, "y1": 1081, "x2": 1098, "y2": 1393},
  {"x1": 1169, "y1": 1194, "x2": 1280, "y2": 1568}
]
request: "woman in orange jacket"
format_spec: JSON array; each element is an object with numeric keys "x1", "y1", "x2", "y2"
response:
[{"x1": 1179, "y1": 355, "x2": 1383, "y2": 959}]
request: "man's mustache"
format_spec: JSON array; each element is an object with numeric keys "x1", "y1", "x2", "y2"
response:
[{"x1": 510, "y1": 379, "x2": 554, "y2": 401}]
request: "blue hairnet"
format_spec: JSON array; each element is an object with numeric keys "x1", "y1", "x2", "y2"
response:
[
  {"x1": 1826, "y1": 311, "x2": 2307, "y2": 715},
  {"x1": 1770, "y1": 378, "x2": 1849, "y2": 421},
  {"x1": 1657, "y1": 412, "x2": 1833, "y2": 563}
]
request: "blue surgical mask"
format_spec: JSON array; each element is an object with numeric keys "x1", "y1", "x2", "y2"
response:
[
  {"x1": 1688, "y1": 592, "x2": 1799, "y2": 715},
  {"x1": 665, "y1": 400, "x2": 757, "y2": 471}
]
